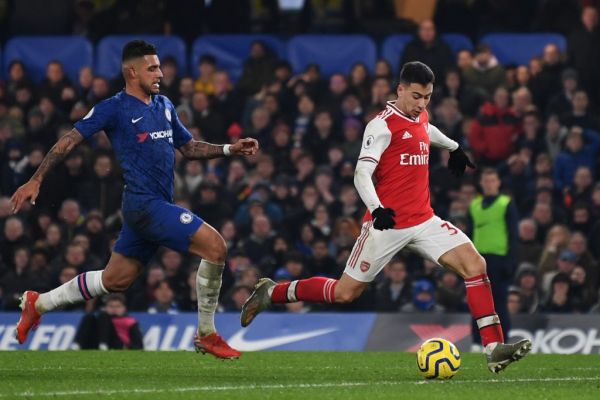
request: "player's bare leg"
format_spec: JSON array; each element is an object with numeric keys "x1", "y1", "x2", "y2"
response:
[
  {"x1": 188, "y1": 223, "x2": 240, "y2": 359},
  {"x1": 16, "y1": 252, "x2": 142, "y2": 344},
  {"x1": 439, "y1": 242, "x2": 532, "y2": 373},
  {"x1": 241, "y1": 273, "x2": 367, "y2": 327}
]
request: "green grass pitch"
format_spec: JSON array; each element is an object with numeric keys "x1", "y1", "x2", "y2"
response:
[{"x1": 1, "y1": 351, "x2": 599, "y2": 399}]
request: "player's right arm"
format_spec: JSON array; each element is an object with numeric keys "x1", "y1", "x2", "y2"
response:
[
  {"x1": 11, "y1": 129, "x2": 84, "y2": 213},
  {"x1": 12, "y1": 98, "x2": 115, "y2": 214},
  {"x1": 354, "y1": 118, "x2": 391, "y2": 211}
]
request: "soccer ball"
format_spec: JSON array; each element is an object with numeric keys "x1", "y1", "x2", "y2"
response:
[{"x1": 416, "y1": 338, "x2": 461, "y2": 380}]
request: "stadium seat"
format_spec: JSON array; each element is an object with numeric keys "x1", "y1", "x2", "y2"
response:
[
  {"x1": 191, "y1": 34, "x2": 286, "y2": 81},
  {"x1": 481, "y1": 33, "x2": 567, "y2": 66},
  {"x1": 441, "y1": 33, "x2": 474, "y2": 55},
  {"x1": 287, "y1": 35, "x2": 377, "y2": 77},
  {"x1": 381, "y1": 34, "x2": 418, "y2": 75},
  {"x1": 3, "y1": 36, "x2": 93, "y2": 83},
  {"x1": 96, "y1": 35, "x2": 187, "y2": 79}
]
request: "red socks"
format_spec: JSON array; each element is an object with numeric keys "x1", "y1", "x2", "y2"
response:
[
  {"x1": 271, "y1": 277, "x2": 338, "y2": 304},
  {"x1": 465, "y1": 274, "x2": 504, "y2": 346}
]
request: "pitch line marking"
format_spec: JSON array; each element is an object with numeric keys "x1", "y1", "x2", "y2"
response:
[{"x1": 1, "y1": 376, "x2": 600, "y2": 398}]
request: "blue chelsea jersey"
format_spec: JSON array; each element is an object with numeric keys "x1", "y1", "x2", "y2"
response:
[{"x1": 74, "y1": 91, "x2": 192, "y2": 205}]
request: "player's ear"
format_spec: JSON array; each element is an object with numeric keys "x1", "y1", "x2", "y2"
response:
[
  {"x1": 396, "y1": 83, "x2": 404, "y2": 97},
  {"x1": 122, "y1": 63, "x2": 135, "y2": 80}
]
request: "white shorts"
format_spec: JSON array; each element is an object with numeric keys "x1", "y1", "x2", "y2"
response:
[{"x1": 344, "y1": 215, "x2": 472, "y2": 282}]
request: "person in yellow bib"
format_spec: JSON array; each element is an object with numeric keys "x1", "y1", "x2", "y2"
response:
[{"x1": 468, "y1": 168, "x2": 519, "y2": 351}]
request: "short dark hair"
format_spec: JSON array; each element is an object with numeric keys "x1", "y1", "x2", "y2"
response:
[
  {"x1": 481, "y1": 167, "x2": 499, "y2": 178},
  {"x1": 399, "y1": 61, "x2": 435, "y2": 86},
  {"x1": 199, "y1": 54, "x2": 216, "y2": 66},
  {"x1": 122, "y1": 40, "x2": 157, "y2": 63}
]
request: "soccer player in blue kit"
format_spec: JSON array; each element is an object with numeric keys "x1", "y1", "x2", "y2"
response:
[{"x1": 11, "y1": 40, "x2": 258, "y2": 359}]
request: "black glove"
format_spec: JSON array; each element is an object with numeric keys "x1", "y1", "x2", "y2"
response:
[
  {"x1": 448, "y1": 146, "x2": 476, "y2": 177},
  {"x1": 372, "y1": 207, "x2": 396, "y2": 230}
]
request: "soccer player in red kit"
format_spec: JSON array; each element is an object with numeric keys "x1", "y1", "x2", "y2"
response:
[{"x1": 241, "y1": 61, "x2": 531, "y2": 373}]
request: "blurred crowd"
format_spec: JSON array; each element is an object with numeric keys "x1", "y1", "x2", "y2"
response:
[{"x1": 2, "y1": 5, "x2": 600, "y2": 317}]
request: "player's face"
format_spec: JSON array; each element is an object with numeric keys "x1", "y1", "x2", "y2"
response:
[
  {"x1": 398, "y1": 83, "x2": 433, "y2": 118},
  {"x1": 135, "y1": 55, "x2": 163, "y2": 95},
  {"x1": 480, "y1": 173, "x2": 501, "y2": 195}
]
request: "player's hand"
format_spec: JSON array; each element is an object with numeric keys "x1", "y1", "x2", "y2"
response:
[
  {"x1": 230, "y1": 138, "x2": 259, "y2": 156},
  {"x1": 372, "y1": 207, "x2": 396, "y2": 230},
  {"x1": 10, "y1": 179, "x2": 41, "y2": 214},
  {"x1": 448, "y1": 147, "x2": 475, "y2": 178}
]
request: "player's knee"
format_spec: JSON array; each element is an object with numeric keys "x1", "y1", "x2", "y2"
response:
[
  {"x1": 204, "y1": 236, "x2": 227, "y2": 264},
  {"x1": 463, "y1": 254, "x2": 487, "y2": 279},
  {"x1": 335, "y1": 287, "x2": 359, "y2": 304},
  {"x1": 102, "y1": 275, "x2": 132, "y2": 292}
]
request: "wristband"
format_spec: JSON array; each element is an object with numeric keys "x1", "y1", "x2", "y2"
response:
[{"x1": 223, "y1": 144, "x2": 231, "y2": 156}]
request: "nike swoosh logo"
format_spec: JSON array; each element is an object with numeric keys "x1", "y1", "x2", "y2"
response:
[
  {"x1": 228, "y1": 327, "x2": 337, "y2": 351},
  {"x1": 132, "y1": 117, "x2": 143, "y2": 123}
]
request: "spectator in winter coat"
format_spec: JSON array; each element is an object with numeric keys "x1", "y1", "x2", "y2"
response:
[
  {"x1": 553, "y1": 126, "x2": 600, "y2": 191},
  {"x1": 462, "y1": 44, "x2": 506, "y2": 97},
  {"x1": 469, "y1": 86, "x2": 521, "y2": 165},
  {"x1": 400, "y1": 19, "x2": 454, "y2": 81}
]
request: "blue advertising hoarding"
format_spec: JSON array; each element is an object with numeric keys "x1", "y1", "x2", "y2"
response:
[{"x1": 0, "y1": 312, "x2": 376, "y2": 351}]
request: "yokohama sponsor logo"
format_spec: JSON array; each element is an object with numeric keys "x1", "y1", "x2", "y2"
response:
[
  {"x1": 399, "y1": 153, "x2": 429, "y2": 166},
  {"x1": 149, "y1": 129, "x2": 173, "y2": 140},
  {"x1": 510, "y1": 328, "x2": 600, "y2": 354}
]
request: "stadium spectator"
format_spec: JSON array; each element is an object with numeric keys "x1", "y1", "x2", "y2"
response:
[
  {"x1": 39, "y1": 60, "x2": 72, "y2": 105},
  {"x1": 223, "y1": 284, "x2": 252, "y2": 311},
  {"x1": 242, "y1": 214, "x2": 276, "y2": 266},
  {"x1": 194, "y1": 54, "x2": 217, "y2": 95},
  {"x1": 517, "y1": 218, "x2": 543, "y2": 265},
  {"x1": 401, "y1": 279, "x2": 445, "y2": 313},
  {"x1": 0, "y1": 216, "x2": 29, "y2": 269},
  {"x1": 560, "y1": 89, "x2": 599, "y2": 131},
  {"x1": 543, "y1": 114, "x2": 568, "y2": 161},
  {"x1": 469, "y1": 86, "x2": 521, "y2": 165},
  {"x1": 147, "y1": 280, "x2": 179, "y2": 314},
  {"x1": 462, "y1": 44, "x2": 506, "y2": 97},
  {"x1": 546, "y1": 68, "x2": 578, "y2": 117},
  {"x1": 567, "y1": 6, "x2": 600, "y2": 103},
  {"x1": 567, "y1": 230, "x2": 598, "y2": 286},
  {"x1": 74, "y1": 293, "x2": 143, "y2": 350},
  {"x1": 507, "y1": 287, "x2": 523, "y2": 315},
  {"x1": 400, "y1": 19, "x2": 454, "y2": 81},
  {"x1": 0, "y1": 247, "x2": 31, "y2": 310},
  {"x1": 553, "y1": 126, "x2": 600, "y2": 191},
  {"x1": 436, "y1": 270, "x2": 465, "y2": 312},
  {"x1": 78, "y1": 152, "x2": 122, "y2": 218},
  {"x1": 539, "y1": 225, "x2": 572, "y2": 274},
  {"x1": 306, "y1": 237, "x2": 337, "y2": 277},
  {"x1": 541, "y1": 272, "x2": 573, "y2": 312},
  {"x1": 375, "y1": 259, "x2": 411, "y2": 311},
  {"x1": 237, "y1": 41, "x2": 277, "y2": 96},
  {"x1": 569, "y1": 265, "x2": 597, "y2": 312},
  {"x1": 532, "y1": 44, "x2": 565, "y2": 112},
  {"x1": 514, "y1": 263, "x2": 541, "y2": 313}
]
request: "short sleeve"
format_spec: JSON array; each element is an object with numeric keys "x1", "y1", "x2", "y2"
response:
[
  {"x1": 357, "y1": 117, "x2": 392, "y2": 164},
  {"x1": 168, "y1": 99, "x2": 192, "y2": 148},
  {"x1": 73, "y1": 98, "x2": 117, "y2": 139}
]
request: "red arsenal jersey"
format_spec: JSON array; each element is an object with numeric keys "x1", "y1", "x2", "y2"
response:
[{"x1": 360, "y1": 101, "x2": 434, "y2": 228}]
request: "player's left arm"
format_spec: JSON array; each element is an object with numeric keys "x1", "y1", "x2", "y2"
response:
[
  {"x1": 427, "y1": 123, "x2": 459, "y2": 151},
  {"x1": 428, "y1": 123, "x2": 475, "y2": 177},
  {"x1": 178, "y1": 137, "x2": 259, "y2": 160},
  {"x1": 168, "y1": 98, "x2": 259, "y2": 159}
]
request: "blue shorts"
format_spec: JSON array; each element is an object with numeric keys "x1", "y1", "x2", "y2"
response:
[{"x1": 114, "y1": 199, "x2": 204, "y2": 264}]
